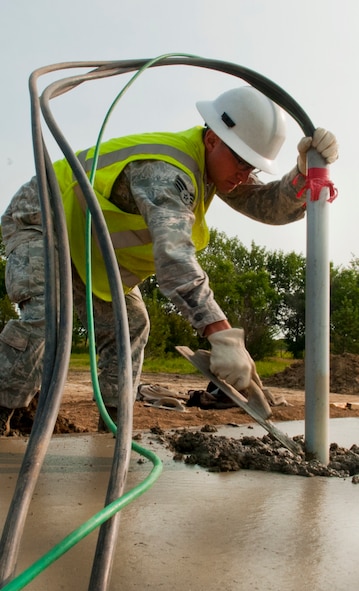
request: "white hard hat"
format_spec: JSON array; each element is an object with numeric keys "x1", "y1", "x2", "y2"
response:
[{"x1": 196, "y1": 86, "x2": 286, "y2": 174}]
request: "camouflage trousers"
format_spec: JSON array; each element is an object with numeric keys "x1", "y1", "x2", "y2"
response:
[
  {"x1": 0, "y1": 179, "x2": 150, "y2": 409},
  {"x1": 0, "y1": 236, "x2": 46, "y2": 408},
  {"x1": 72, "y1": 266, "x2": 150, "y2": 407},
  {"x1": 0, "y1": 246, "x2": 150, "y2": 409}
]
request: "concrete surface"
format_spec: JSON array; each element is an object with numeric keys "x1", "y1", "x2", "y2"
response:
[{"x1": 1, "y1": 418, "x2": 359, "y2": 591}]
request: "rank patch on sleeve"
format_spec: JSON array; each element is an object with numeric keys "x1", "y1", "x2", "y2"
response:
[{"x1": 174, "y1": 175, "x2": 195, "y2": 207}]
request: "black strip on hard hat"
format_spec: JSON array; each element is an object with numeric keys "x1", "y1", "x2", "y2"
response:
[{"x1": 221, "y1": 112, "x2": 236, "y2": 128}]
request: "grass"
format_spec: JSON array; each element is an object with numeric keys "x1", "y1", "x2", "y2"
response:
[
  {"x1": 69, "y1": 352, "x2": 94, "y2": 370},
  {"x1": 69, "y1": 352, "x2": 199, "y2": 373},
  {"x1": 69, "y1": 350, "x2": 294, "y2": 378},
  {"x1": 255, "y1": 358, "x2": 294, "y2": 379}
]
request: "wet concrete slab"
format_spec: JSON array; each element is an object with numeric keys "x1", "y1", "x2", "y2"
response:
[{"x1": 1, "y1": 418, "x2": 359, "y2": 591}]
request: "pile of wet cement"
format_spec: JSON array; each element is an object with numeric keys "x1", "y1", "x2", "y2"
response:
[{"x1": 150, "y1": 425, "x2": 359, "y2": 482}]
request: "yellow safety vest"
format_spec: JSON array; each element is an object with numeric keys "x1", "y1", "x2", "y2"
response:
[{"x1": 53, "y1": 126, "x2": 215, "y2": 301}]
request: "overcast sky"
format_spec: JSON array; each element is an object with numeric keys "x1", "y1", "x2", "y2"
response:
[{"x1": 1, "y1": 0, "x2": 357, "y2": 267}]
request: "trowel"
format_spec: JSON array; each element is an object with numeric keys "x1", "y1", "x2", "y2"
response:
[{"x1": 176, "y1": 346, "x2": 301, "y2": 455}]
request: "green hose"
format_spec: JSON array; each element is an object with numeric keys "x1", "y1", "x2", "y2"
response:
[
  {"x1": 2, "y1": 55, "x2": 188, "y2": 591},
  {"x1": 86, "y1": 53, "x2": 198, "y2": 433},
  {"x1": 2, "y1": 443, "x2": 162, "y2": 591}
]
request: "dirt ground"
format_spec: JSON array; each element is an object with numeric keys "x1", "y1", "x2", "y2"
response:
[
  {"x1": 9, "y1": 353, "x2": 359, "y2": 436},
  {"x1": 8, "y1": 353, "x2": 359, "y2": 479}
]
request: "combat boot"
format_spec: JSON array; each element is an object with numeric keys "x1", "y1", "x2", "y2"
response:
[
  {"x1": 98, "y1": 406, "x2": 117, "y2": 433},
  {"x1": 0, "y1": 406, "x2": 15, "y2": 436}
]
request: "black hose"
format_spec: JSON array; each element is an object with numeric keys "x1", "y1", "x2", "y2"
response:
[
  {"x1": 39, "y1": 72, "x2": 135, "y2": 591},
  {"x1": 0, "y1": 70, "x2": 74, "y2": 588}
]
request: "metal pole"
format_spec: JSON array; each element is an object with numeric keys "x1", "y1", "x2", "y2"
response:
[{"x1": 304, "y1": 148, "x2": 330, "y2": 464}]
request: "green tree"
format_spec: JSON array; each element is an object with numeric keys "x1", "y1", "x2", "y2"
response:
[
  {"x1": 330, "y1": 259, "x2": 359, "y2": 354},
  {"x1": 72, "y1": 310, "x2": 88, "y2": 350},
  {"x1": 141, "y1": 230, "x2": 307, "y2": 360},
  {"x1": 266, "y1": 250, "x2": 306, "y2": 358},
  {"x1": 231, "y1": 269, "x2": 279, "y2": 359},
  {"x1": 197, "y1": 231, "x2": 279, "y2": 358},
  {"x1": 141, "y1": 286, "x2": 171, "y2": 356},
  {"x1": 137, "y1": 229, "x2": 359, "y2": 361}
]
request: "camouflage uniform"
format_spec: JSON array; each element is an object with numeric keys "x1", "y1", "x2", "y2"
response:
[
  {"x1": 0, "y1": 155, "x2": 306, "y2": 411},
  {"x1": 0, "y1": 177, "x2": 46, "y2": 408}
]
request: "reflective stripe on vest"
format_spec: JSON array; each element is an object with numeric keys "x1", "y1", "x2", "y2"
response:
[
  {"x1": 73, "y1": 184, "x2": 152, "y2": 249},
  {"x1": 73, "y1": 183, "x2": 151, "y2": 289},
  {"x1": 74, "y1": 142, "x2": 203, "y2": 196}
]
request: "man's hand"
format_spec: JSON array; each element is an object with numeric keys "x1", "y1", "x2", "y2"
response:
[
  {"x1": 208, "y1": 327, "x2": 279, "y2": 418},
  {"x1": 297, "y1": 127, "x2": 339, "y2": 174},
  {"x1": 208, "y1": 328, "x2": 254, "y2": 391}
]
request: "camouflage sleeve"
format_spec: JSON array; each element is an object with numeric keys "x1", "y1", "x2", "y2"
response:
[
  {"x1": 1, "y1": 177, "x2": 43, "y2": 256},
  {"x1": 126, "y1": 160, "x2": 227, "y2": 335},
  {"x1": 216, "y1": 167, "x2": 307, "y2": 225}
]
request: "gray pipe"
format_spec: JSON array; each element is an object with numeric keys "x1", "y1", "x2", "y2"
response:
[{"x1": 304, "y1": 148, "x2": 330, "y2": 464}]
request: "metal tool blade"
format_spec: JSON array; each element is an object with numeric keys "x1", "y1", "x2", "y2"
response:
[{"x1": 176, "y1": 346, "x2": 301, "y2": 455}]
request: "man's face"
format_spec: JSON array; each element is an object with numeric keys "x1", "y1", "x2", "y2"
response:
[{"x1": 204, "y1": 129, "x2": 255, "y2": 193}]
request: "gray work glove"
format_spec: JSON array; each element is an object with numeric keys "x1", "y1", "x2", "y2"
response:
[
  {"x1": 208, "y1": 328, "x2": 277, "y2": 419},
  {"x1": 297, "y1": 127, "x2": 339, "y2": 174},
  {"x1": 208, "y1": 328, "x2": 253, "y2": 391}
]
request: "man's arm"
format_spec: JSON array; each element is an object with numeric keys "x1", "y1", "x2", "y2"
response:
[
  {"x1": 216, "y1": 166, "x2": 307, "y2": 225},
  {"x1": 218, "y1": 127, "x2": 339, "y2": 226},
  {"x1": 126, "y1": 160, "x2": 228, "y2": 336}
]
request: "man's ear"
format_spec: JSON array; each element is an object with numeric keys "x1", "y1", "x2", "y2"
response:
[{"x1": 204, "y1": 129, "x2": 220, "y2": 153}]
